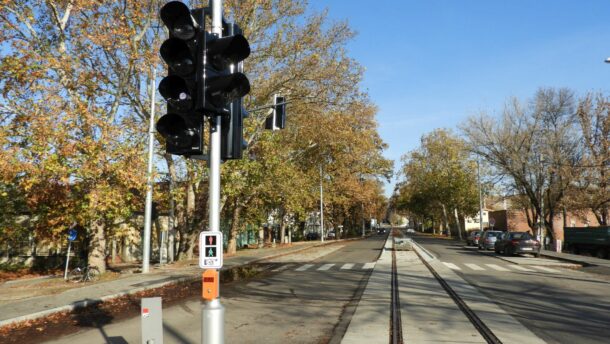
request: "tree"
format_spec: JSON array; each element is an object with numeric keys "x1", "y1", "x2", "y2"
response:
[
  {"x1": 396, "y1": 129, "x2": 478, "y2": 237},
  {"x1": 0, "y1": 0, "x2": 155, "y2": 272},
  {"x1": 462, "y1": 88, "x2": 582, "y2": 240},
  {"x1": 567, "y1": 93, "x2": 609, "y2": 225}
]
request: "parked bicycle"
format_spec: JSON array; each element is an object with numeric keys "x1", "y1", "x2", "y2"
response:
[{"x1": 67, "y1": 265, "x2": 101, "y2": 283}]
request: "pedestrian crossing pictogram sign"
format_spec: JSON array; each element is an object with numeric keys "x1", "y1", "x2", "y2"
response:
[{"x1": 199, "y1": 231, "x2": 223, "y2": 269}]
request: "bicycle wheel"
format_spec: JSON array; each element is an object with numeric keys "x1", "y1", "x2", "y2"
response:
[
  {"x1": 86, "y1": 266, "x2": 101, "y2": 282},
  {"x1": 67, "y1": 267, "x2": 84, "y2": 283}
]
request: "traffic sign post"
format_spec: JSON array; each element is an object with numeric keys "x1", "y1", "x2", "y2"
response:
[{"x1": 64, "y1": 229, "x2": 77, "y2": 280}]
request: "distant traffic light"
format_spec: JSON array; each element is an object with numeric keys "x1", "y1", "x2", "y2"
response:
[
  {"x1": 157, "y1": 1, "x2": 204, "y2": 156},
  {"x1": 221, "y1": 23, "x2": 249, "y2": 160},
  {"x1": 203, "y1": 22, "x2": 251, "y2": 115},
  {"x1": 265, "y1": 94, "x2": 287, "y2": 130}
]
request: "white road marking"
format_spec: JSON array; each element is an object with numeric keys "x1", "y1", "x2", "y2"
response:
[
  {"x1": 295, "y1": 264, "x2": 314, "y2": 271},
  {"x1": 464, "y1": 263, "x2": 485, "y2": 271},
  {"x1": 486, "y1": 264, "x2": 510, "y2": 271},
  {"x1": 341, "y1": 263, "x2": 355, "y2": 270},
  {"x1": 443, "y1": 262, "x2": 461, "y2": 270},
  {"x1": 272, "y1": 264, "x2": 294, "y2": 272},
  {"x1": 362, "y1": 262, "x2": 376, "y2": 269},
  {"x1": 509, "y1": 265, "x2": 534, "y2": 272},
  {"x1": 317, "y1": 264, "x2": 335, "y2": 271},
  {"x1": 531, "y1": 266, "x2": 560, "y2": 273}
]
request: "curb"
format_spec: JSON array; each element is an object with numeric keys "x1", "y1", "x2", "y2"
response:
[
  {"x1": 539, "y1": 252, "x2": 592, "y2": 267},
  {"x1": 0, "y1": 237, "x2": 363, "y2": 329}
]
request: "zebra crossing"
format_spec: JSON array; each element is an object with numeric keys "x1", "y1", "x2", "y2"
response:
[
  {"x1": 270, "y1": 262, "x2": 376, "y2": 272},
  {"x1": 442, "y1": 261, "x2": 562, "y2": 273}
]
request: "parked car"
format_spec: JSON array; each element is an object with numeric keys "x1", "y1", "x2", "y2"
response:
[
  {"x1": 305, "y1": 232, "x2": 320, "y2": 241},
  {"x1": 327, "y1": 231, "x2": 336, "y2": 239},
  {"x1": 406, "y1": 228, "x2": 415, "y2": 234},
  {"x1": 377, "y1": 228, "x2": 386, "y2": 234},
  {"x1": 466, "y1": 230, "x2": 481, "y2": 246},
  {"x1": 478, "y1": 230, "x2": 502, "y2": 250},
  {"x1": 495, "y1": 231, "x2": 541, "y2": 257}
]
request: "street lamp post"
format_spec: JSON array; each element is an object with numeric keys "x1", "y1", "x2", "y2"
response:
[
  {"x1": 477, "y1": 158, "x2": 484, "y2": 233},
  {"x1": 604, "y1": 57, "x2": 610, "y2": 63}
]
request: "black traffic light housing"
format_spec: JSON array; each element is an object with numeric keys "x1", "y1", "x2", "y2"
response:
[
  {"x1": 221, "y1": 23, "x2": 249, "y2": 160},
  {"x1": 157, "y1": 1, "x2": 205, "y2": 156},
  {"x1": 265, "y1": 94, "x2": 286, "y2": 130},
  {"x1": 158, "y1": 1, "x2": 252, "y2": 160},
  {"x1": 203, "y1": 26, "x2": 251, "y2": 115}
]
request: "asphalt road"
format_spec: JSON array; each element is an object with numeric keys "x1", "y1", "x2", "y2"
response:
[
  {"x1": 411, "y1": 234, "x2": 610, "y2": 344},
  {"x1": 43, "y1": 234, "x2": 387, "y2": 344}
]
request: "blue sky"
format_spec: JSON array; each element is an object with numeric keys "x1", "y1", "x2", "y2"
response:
[{"x1": 308, "y1": 0, "x2": 610, "y2": 196}]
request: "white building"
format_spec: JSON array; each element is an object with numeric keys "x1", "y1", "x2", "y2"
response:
[{"x1": 464, "y1": 209, "x2": 491, "y2": 232}]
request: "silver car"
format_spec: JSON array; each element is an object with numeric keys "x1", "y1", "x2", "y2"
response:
[{"x1": 478, "y1": 231, "x2": 503, "y2": 250}]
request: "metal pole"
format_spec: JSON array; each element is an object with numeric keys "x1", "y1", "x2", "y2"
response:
[
  {"x1": 64, "y1": 240, "x2": 71, "y2": 280},
  {"x1": 361, "y1": 203, "x2": 365, "y2": 237},
  {"x1": 203, "y1": 1, "x2": 225, "y2": 344},
  {"x1": 320, "y1": 164, "x2": 324, "y2": 242},
  {"x1": 477, "y1": 158, "x2": 483, "y2": 232},
  {"x1": 143, "y1": 68, "x2": 156, "y2": 274},
  {"x1": 539, "y1": 154, "x2": 545, "y2": 246},
  {"x1": 168, "y1": 176, "x2": 175, "y2": 262}
]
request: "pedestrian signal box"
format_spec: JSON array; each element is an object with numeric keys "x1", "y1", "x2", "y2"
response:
[{"x1": 199, "y1": 231, "x2": 223, "y2": 269}]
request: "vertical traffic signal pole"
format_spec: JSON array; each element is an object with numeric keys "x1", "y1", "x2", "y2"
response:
[
  {"x1": 203, "y1": 1, "x2": 224, "y2": 344},
  {"x1": 143, "y1": 68, "x2": 157, "y2": 274}
]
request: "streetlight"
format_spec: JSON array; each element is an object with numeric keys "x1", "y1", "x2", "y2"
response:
[{"x1": 605, "y1": 57, "x2": 610, "y2": 63}]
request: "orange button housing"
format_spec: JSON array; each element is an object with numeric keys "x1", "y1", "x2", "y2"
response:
[{"x1": 202, "y1": 269, "x2": 219, "y2": 300}]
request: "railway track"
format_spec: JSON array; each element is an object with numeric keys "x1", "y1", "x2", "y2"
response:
[{"x1": 388, "y1": 230, "x2": 503, "y2": 344}]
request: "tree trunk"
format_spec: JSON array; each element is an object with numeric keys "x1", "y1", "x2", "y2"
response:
[
  {"x1": 227, "y1": 203, "x2": 242, "y2": 255},
  {"x1": 441, "y1": 204, "x2": 451, "y2": 237},
  {"x1": 88, "y1": 219, "x2": 107, "y2": 273},
  {"x1": 279, "y1": 209, "x2": 287, "y2": 244},
  {"x1": 454, "y1": 208, "x2": 463, "y2": 240}
]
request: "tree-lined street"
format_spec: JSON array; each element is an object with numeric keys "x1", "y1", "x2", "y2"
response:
[{"x1": 1, "y1": 0, "x2": 609, "y2": 343}]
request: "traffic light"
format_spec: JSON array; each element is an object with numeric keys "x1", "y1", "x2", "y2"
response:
[
  {"x1": 202, "y1": 21, "x2": 251, "y2": 115},
  {"x1": 221, "y1": 24, "x2": 249, "y2": 160},
  {"x1": 265, "y1": 94, "x2": 286, "y2": 130},
  {"x1": 157, "y1": 1, "x2": 205, "y2": 156}
]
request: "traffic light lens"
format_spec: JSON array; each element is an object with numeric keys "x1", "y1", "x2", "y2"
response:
[
  {"x1": 206, "y1": 73, "x2": 251, "y2": 107},
  {"x1": 172, "y1": 20, "x2": 195, "y2": 40},
  {"x1": 160, "y1": 1, "x2": 197, "y2": 40},
  {"x1": 159, "y1": 76, "x2": 193, "y2": 112},
  {"x1": 207, "y1": 35, "x2": 251, "y2": 70},
  {"x1": 157, "y1": 114, "x2": 198, "y2": 148},
  {"x1": 161, "y1": 39, "x2": 195, "y2": 76}
]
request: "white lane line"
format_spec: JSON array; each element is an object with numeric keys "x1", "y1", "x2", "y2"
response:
[
  {"x1": 509, "y1": 265, "x2": 534, "y2": 272},
  {"x1": 362, "y1": 262, "x2": 376, "y2": 269},
  {"x1": 272, "y1": 264, "x2": 294, "y2": 272},
  {"x1": 443, "y1": 262, "x2": 461, "y2": 270},
  {"x1": 531, "y1": 266, "x2": 560, "y2": 273},
  {"x1": 341, "y1": 263, "x2": 355, "y2": 270},
  {"x1": 464, "y1": 263, "x2": 485, "y2": 271},
  {"x1": 295, "y1": 264, "x2": 314, "y2": 271},
  {"x1": 317, "y1": 264, "x2": 335, "y2": 271},
  {"x1": 486, "y1": 264, "x2": 510, "y2": 271}
]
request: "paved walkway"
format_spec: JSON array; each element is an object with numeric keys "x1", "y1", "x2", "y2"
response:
[
  {"x1": 540, "y1": 249, "x2": 610, "y2": 268},
  {"x1": 0, "y1": 240, "x2": 344, "y2": 328}
]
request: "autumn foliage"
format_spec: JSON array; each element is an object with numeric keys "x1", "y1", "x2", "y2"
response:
[{"x1": 0, "y1": 1, "x2": 392, "y2": 270}]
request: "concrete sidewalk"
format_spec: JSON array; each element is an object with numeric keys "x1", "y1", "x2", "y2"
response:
[
  {"x1": 540, "y1": 249, "x2": 610, "y2": 268},
  {"x1": 0, "y1": 239, "x2": 346, "y2": 328}
]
